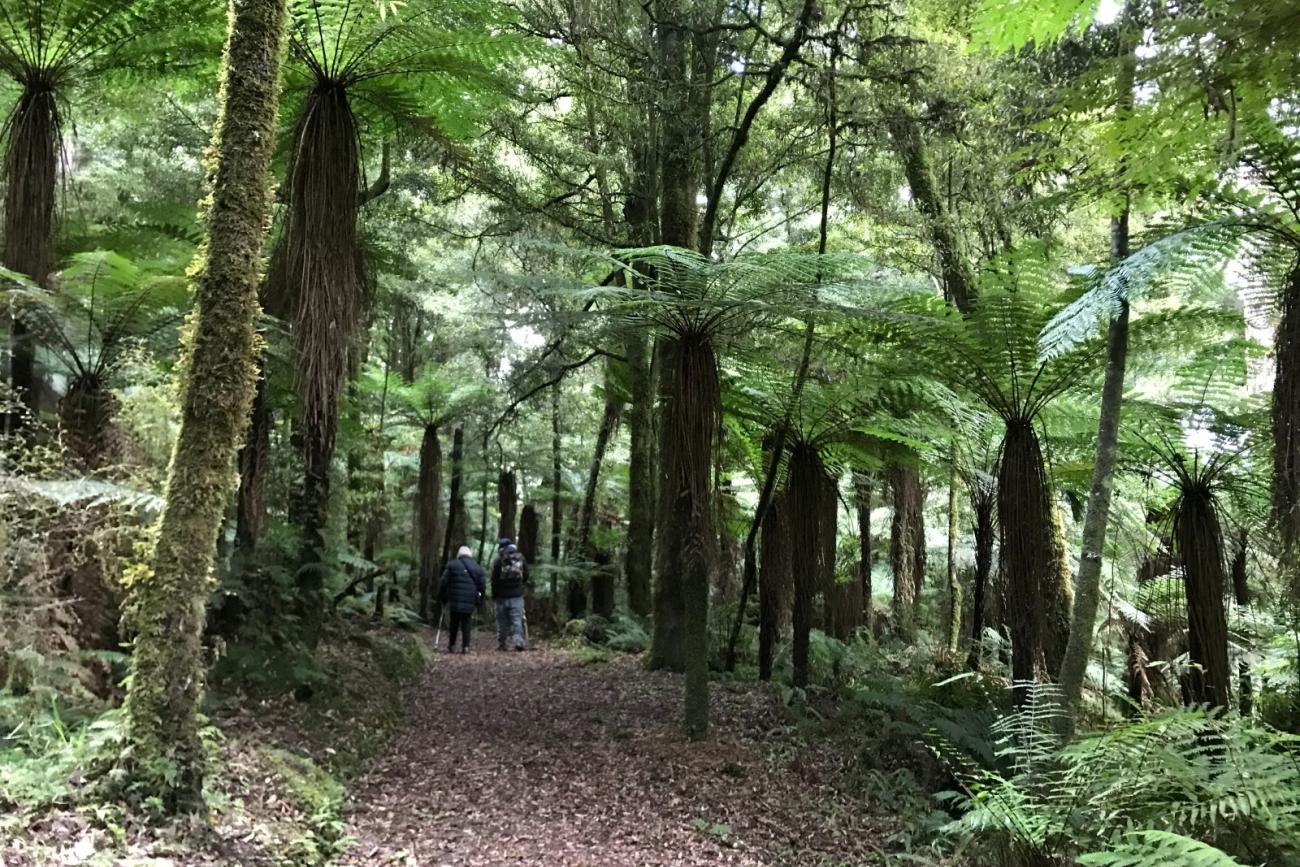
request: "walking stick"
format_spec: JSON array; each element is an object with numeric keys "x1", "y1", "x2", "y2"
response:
[{"x1": 433, "y1": 607, "x2": 446, "y2": 649}]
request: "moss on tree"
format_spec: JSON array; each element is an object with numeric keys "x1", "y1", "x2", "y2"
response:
[{"x1": 120, "y1": 0, "x2": 288, "y2": 811}]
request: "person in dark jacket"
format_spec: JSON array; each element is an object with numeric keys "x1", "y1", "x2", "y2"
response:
[
  {"x1": 491, "y1": 537, "x2": 530, "y2": 651},
  {"x1": 438, "y1": 545, "x2": 485, "y2": 653}
]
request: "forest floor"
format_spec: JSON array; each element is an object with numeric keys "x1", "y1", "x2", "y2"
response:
[{"x1": 338, "y1": 634, "x2": 900, "y2": 867}]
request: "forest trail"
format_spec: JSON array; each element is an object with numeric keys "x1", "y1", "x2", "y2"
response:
[{"x1": 339, "y1": 637, "x2": 895, "y2": 866}]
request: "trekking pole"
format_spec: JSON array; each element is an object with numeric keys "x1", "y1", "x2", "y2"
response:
[{"x1": 433, "y1": 607, "x2": 446, "y2": 649}]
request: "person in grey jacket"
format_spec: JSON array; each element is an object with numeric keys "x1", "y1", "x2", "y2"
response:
[
  {"x1": 491, "y1": 538, "x2": 529, "y2": 651},
  {"x1": 438, "y1": 545, "x2": 485, "y2": 653}
]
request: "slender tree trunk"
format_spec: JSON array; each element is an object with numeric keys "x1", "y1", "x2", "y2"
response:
[
  {"x1": 724, "y1": 319, "x2": 817, "y2": 670},
  {"x1": 854, "y1": 472, "x2": 873, "y2": 632},
  {"x1": 121, "y1": 0, "x2": 286, "y2": 808},
  {"x1": 888, "y1": 463, "x2": 924, "y2": 640},
  {"x1": 1044, "y1": 498, "x2": 1075, "y2": 679},
  {"x1": 1059, "y1": 24, "x2": 1136, "y2": 719},
  {"x1": 441, "y1": 426, "x2": 465, "y2": 566},
  {"x1": 758, "y1": 488, "x2": 789, "y2": 681},
  {"x1": 3, "y1": 79, "x2": 59, "y2": 428},
  {"x1": 236, "y1": 372, "x2": 272, "y2": 554},
  {"x1": 625, "y1": 327, "x2": 654, "y2": 617},
  {"x1": 417, "y1": 424, "x2": 443, "y2": 621},
  {"x1": 967, "y1": 486, "x2": 995, "y2": 669},
  {"x1": 550, "y1": 383, "x2": 563, "y2": 598},
  {"x1": 1232, "y1": 530, "x2": 1252, "y2": 715},
  {"x1": 946, "y1": 458, "x2": 962, "y2": 659},
  {"x1": 578, "y1": 384, "x2": 621, "y2": 554}
]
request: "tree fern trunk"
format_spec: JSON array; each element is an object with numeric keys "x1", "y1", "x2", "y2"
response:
[
  {"x1": 1000, "y1": 418, "x2": 1054, "y2": 703},
  {"x1": 441, "y1": 426, "x2": 465, "y2": 567},
  {"x1": 789, "y1": 443, "x2": 830, "y2": 689},
  {"x1": 1273, "y1": 262, "x2": 1300, "y2": 601},
  {"x1": 3, "y1": 79, "x2": 59, "y2": 429},
  {"x1": 498, "y1": 469, "x2": 518, "y2": 543},
  {"x1": 121, "y1": 0, "x2": 286, "y2": 809}
]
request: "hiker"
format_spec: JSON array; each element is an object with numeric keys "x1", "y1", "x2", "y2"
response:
[
  {"x1": 438, "y1": 545, "x2": 485, "y2": 654},
  {"x1": 491, "y1": 538, "x2": 530, "y2": 651}
]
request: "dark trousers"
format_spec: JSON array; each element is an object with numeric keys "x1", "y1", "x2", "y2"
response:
[{"x1": 448, "y1": 611, "x2": 473, "y2": 650}]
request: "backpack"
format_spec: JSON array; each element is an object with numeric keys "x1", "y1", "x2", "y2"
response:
[{"x1": 502, "y1": 551, "x2": 525, "y2": 587}]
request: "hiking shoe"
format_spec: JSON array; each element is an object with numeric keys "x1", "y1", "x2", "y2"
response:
[
  {"x1": 514, "y1": 643, "x2": 525, "y2": 652},
  {"x1": 461, "y1": 646, "x2": 469, "y2": 654},
  {"x1": 497, "y1": 642, "x2": 507, "y2": 652}
]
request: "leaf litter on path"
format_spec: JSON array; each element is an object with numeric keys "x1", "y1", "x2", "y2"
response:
[{"x1": 340, "y1": 638, "x2": 896, "y2": 866}]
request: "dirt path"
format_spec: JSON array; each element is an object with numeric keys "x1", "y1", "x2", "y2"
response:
[{"x1": 340, "y1": 636, "x2": 895, "y2": 866}]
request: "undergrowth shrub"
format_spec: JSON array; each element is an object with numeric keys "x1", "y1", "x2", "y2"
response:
[{"x1": 939, "y1": 687, "x2": 1300, "y2": 867}]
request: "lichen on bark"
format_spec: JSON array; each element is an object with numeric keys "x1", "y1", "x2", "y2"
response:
[{"x1": 119, "y1": 0, "x2": 288, "y2": 811}]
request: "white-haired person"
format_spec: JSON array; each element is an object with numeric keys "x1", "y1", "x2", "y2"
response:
[{"x1": 437, "y1": 545, "x2": 485, "y2": 653}]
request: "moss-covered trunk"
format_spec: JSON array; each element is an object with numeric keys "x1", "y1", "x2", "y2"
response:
[
  {"x1": 1044, "y1": 497, "x2": 1075, "y2": 679},
  {"x1": 121, "y1": 0, "x2": 286, "y2": 809}
]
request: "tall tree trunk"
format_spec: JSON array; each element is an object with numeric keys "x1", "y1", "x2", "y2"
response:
[
  {"x1": 650, "y1": 334, "x2": 718, "y2": 739},
  {"x1": 624, "y1": 327, "x2": 654, "y2": 617},
  {"x1": 519, "y1": 503, "x2": 540, "y2": 564},
  {"x1": 1232, "y1": 529, "x2": 1252, "y2": 715},
  {"x1": 3, "y1": 77, "x2": 59, "y2": 428},
  {"x1": 967, "y1": 484, "x2": 995, "y2": 669},
  {"x1": 1058, "y1": 35, "x2": 1136, "y2": 716},
  {"x1": 1044, "y1": 498, "x2": 1075, "y2": 679},
  {"x1": 855, "y1": 472, "x2": 873, "y2": 632},
  {"x1": 758, "y1": 488, "x2": 790, "y2": 681},
  {"x1": 946, "y1": 458, "x2": 962, "y2": 659},
  {"x1": 236, "y1": 372, "x2": 272, "y2": 555},
  {"x1": 550, "y1": 383, "x2": 563, "y2": 598},
  {"x1": 1273, "y1": 261, "x2": 1300, "y2": 602},
  {"x1": 498, "y1": 469, "x2": 518, "y2": 542},
  {"x1": 121, "y1": 0, "x2": 286, "y2": 808},
  {"x1": 1000, "y1": 419, "x2": 1055, "y2": 702},
  {"x1": 578, "y1": 384, "x2": 621, "y2": 554},
  {"x1": 1175, "y1": 487, "x2": 1231, "y2": 709},
  {"x1": 789, "y1": 443, "x2": 830, "y2": 688},
  {"x1": 441, "y1": 426, "x2": 465, "y2": 566},
  {"x1": 888, "y1": 463, "x2": 924, "y2": 640},
  {"x1": 417, "y1": 424, "x2": 444, "y2": 621}
]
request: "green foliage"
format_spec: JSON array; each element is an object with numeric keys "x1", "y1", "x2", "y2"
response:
[{"x1": 941, "y1": 698, "x2": 1300, "y2": 866}]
